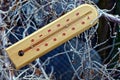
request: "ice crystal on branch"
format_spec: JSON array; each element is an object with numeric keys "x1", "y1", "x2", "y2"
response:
[{"x1": 0, "y1": 0, "x2": 120, "y2": 80}]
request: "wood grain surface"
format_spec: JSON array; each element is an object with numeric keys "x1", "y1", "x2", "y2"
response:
[{"x1": 6, "y1": 4, "x2": 98, "y2": 69}]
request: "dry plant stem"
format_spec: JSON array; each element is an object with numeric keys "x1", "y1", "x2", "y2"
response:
[
  {"x1": 102, "y1": 11, "x2": 120, "y2": 24},
  {"x1": 0, "y1": 0, "x2": 120, "y2": 80}
]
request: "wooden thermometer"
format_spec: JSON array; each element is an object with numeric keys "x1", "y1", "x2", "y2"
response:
[{"x1": 6, "y1": 4, "x2": 98, "y2": 69}]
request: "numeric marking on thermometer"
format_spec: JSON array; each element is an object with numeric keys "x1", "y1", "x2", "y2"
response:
[
  {"x1": 76, "y1": 12, "x2": 79, "y2": 16},
  {"x1": 6, "y1": 4, "x2": 98, "y2": 69}
]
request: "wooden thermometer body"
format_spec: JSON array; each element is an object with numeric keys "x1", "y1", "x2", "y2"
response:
[{"x1": 6, "y1": 4, "x2": 98, "y2": 69}]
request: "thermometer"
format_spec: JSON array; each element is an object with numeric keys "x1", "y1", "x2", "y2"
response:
[{"x1": 6, "y1": 4, "x2": 98, "y2": 69}]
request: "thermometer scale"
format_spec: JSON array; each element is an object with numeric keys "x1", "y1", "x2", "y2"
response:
[{"x1": 6, "y1": 4, "x2": 98, "y2": 69}]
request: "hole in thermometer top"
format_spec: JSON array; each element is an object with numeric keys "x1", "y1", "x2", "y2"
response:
[{"x1": 6, "y1": 4, "x2": 98, "y2": 69}]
